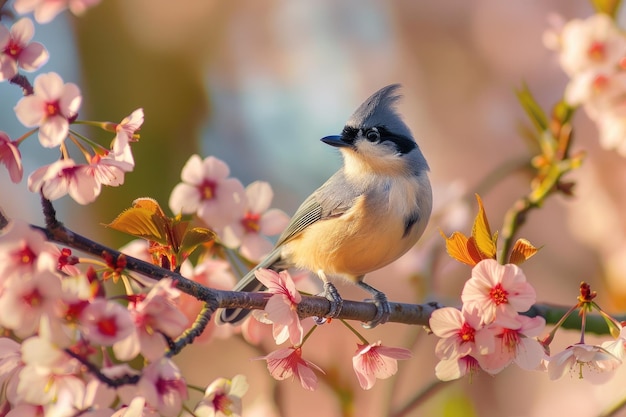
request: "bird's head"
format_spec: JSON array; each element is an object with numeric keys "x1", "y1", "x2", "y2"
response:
[{"x1": 321, "y1": 84, "x2": 429, "y2": 178}]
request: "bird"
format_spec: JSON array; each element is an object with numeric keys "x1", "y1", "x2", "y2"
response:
[{"x1": 218, "y1": 84, "x2": 432, "y2": 328}]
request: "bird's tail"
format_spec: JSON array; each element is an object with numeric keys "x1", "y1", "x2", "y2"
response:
[{"x1": 216, "y1": 247, "x2": 282, "y2": 325}]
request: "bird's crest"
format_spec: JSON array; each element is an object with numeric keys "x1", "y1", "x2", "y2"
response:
[{"x1": 346, "y1": 84, "x2": 413, "y2": 140}]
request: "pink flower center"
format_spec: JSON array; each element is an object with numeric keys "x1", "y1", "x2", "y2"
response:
[
  {"x1": 3, "y1": 38, "x2": 22, "y2": 58},
  {"x1": 501, "y1": 328, "x2": 520, "y2": 351},
  {"x1": 212, "y1": 392, "x2": 232, "y2": 412},
  {"x1": 241, "y1": 211, "x2": 261, "y2": 233},
  {"x1": 22, "y1": 288, "x2": 43, "y2": 307},
  {"x1": 588, "y1": 41, "x2": 606, "y2": 61},
  {"x1": 155, "y1": 377, "x2": 185, "y2": 396},
  {"x1": 97, "y1": 315, "x2": 119, "y2": 336},
  {"x1": 199, "y1": 179, "x2": 217, "y2": 200},
  {"x1": 489, "y1": 283, "x2": 508, "y2": 305},
  {"x1": 459, "y1": 322, "x2": 475, "y2": 343},
  {"x1": 13, "y1": 244, "x2": 36, "y2": 266},
  {"x1": 45, "y1": 101, "x2": 61, "y2": 117},
  {"x1": 592, "y1": 74, "x2": 609, "y2": 91}
]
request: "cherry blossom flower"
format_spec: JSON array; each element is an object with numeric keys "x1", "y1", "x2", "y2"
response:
[
  {"x1": 168, "y1": 155, "x2": 246, "y2": 230},
  {"x1": 435, "y1": 355, "x2": 481, "y2": 382},
  {"x1": 477, "y1": 315, "x2": 546, "y2": 374},
  {"x1": 138, "y1": 358, "x2": 188, "y2": 417},
  {"x1": 17, "y1": 364, "x2": 85, "y2": 407},
  {"x1": 13, "y1": 0, "x2": 102, "y2": 24},
  {"x1": 0, "y1": 338, "x2": 23, "y2": 405},
  {"x1": 251, "y1": 269, "x2": 303, "y2": 345},
  {"x1": 220, "y1": 181, "x2": 289, "y2": 261},
  {"x1": 0, "y1": 18, "x2": 48, "y2": 81},
  {"x1": 80, "y1": 298, "x2": 135, "y2": 346},
  {"x1": 17, "y1": 330, "x2": 84, "y2": 406},
  {"x1": 193, "y1": 374, "x2": 249, "y2": 417},
  {"x1": 87, "y1": 153, "x2": 133, "y2": 188},
  {"x1": 111, "y1": 108, "x2": 143, "y2": 167},
  {"x1": 557, "y1": 14, "x2": 626, "y2": 77},
  {"x1": 114, "y1": 279, "x2": 188, "y2": 361},
  {"x1": 352, "y1": 341, "x2": 412, "y2": 390},
  {"x1": 461, "y1": 259, "x2": 536, "y2": 326},
  {"x1": 256, "y1": 347, "x2": 324, "y2": 391},
  {"x1": 111, "y1": 396, "x2": 159, "y2": 417},
  {"x1": 0, "y1": 270, "x2": 63, "y2": 338},
  {"x1": 178, "y1": 259, "x2": 236, "y2": 343},
  {"x1": 0, "y1": 219, "x2": 58, "y2": 282},
  {"x1": 429, "y1": 306, "x2": 496, "y2": 362},
  {"x1": 547, "y1": 343, "x2": 622, "y2": 382},
  {"x1": 14, "y1": 72, "x2": 81, "y2": 147},
  {"x1": 28, "y1": 159, "x2": 99, "y2": 204},
  {"x1": 0, "y1": 131, "x2": 23, "y2": 183}
]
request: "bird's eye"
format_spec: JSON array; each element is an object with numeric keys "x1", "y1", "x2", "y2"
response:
[{"x1": 365, "y1": 129, "x2": 380, "y2": 142}]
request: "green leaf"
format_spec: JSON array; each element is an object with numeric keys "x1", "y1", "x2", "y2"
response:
[
  {"x1": 590, "y1": 0, "x2": 622, "y2": 18},
  {"x1": 516, "y1": 84, "x2": 548, "y2": 133},
  {"x1": 180, "y1": 227, "x2": 216, "y2": 256}
]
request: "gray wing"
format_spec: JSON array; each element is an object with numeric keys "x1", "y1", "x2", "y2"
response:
[
  {"x1": 276, "y1": 170, "x2": 362, "y2": 246},
  {"x1": 218, "y1": 170, "x2": 362, "y2": 325}
]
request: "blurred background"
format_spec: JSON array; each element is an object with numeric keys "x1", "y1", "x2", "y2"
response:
[{"x1": 3, "y1": 0, "x2": 626, "y2": 416}]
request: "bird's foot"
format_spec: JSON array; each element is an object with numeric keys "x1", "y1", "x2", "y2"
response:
[
  {"x1": 358, "y1": 281, "x2": 391, "y2": 329},
  {"x1": 313, "y1": 281, "x2": 343, "y2": 325}
]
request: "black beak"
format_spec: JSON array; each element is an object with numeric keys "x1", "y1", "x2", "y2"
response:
[{"x1": 321, "y1": 135, "x2": 351, "y2": 148}]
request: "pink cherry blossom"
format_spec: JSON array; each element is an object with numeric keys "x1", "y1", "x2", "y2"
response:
[
  {"x1": 194, "y1": 374, "x2": 248, "y2": 417},
  {"x1": 0, "y1": 18, "x2": 48, "y2": 81},
  {"x1": 168, "y1": 155, "x2": 246, "y2": 230},
  {"x1": 138, "y1": 358, "x2": 188, "y2": 417},
  {"x1": 17, "y1": 364, "x2": 85, "y2": 407},
  {"x1": 220, "y1": 181, "x2": 290, "y2": 261},
  {"x1": 434, "y1": 355, "x2": 481, "y2": 382},
  {"x1": 80, "y1": 298, "x2": 135, "y2": 346},
  {"x1": 252, "y1": 269, "x2": 303, "y2": 345},
  {"x1": 0, "y1": 338, "x2": 23, "y2": 405},
  {"x1": 0, "y1": 131, "x2": 23, "y2": 183},
  {"x1": 178, "y1": 259, "x2": 236, "y2": 343},
  {"x1": 557, "y1": 14, "x2": 626, "y2": 77},
  {"x1": 352, "y1": 341, "x2": 412, "y2": 390},
  {"x1": 0, "y1": 219, "x2": 58, "y2": 282},
  {"x1": 114, "y1": 279, "x2": 188, "y2": 361},
  {"x1": 28, "y1": 158, "x2": 100, "y2": 204},
  {"x1": 111, "y1": 396, "x2": 160, "y2": 417},
  {"x1": 461, "y1": 259, "x2": 536, "y2": 326},
  {"x1": 14, "y1": 72, "x2": 81, "y2": 147},
  {"x1": 477, "y1": 315, "x2": 546, "y2": 374},
  {"x1": 87, "y1": 153, "x2": 133, "y2": 188},
  {"x1": 256, "y1": 347, "x2": 324, "y2": 391},
  {"x1": 429, "y1": 306, "x2": 496, "y2": 361},
  {"x1": 111, "y1": 108, "x2": 143, "y2": 167},
  {"x1": 13, "y1": 0, "x2": 102, "y2": 24},
  {"x1": 547, "y1": 343, "x2": 622, "y2": 382},
  {"x1": 0, "y1": 270, "x2": 63, "y2": 338}
]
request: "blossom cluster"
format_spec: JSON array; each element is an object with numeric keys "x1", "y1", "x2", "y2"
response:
[
  {"x1": 0, "y1": 220, "x2": 192, "y2": 415},
  {"x1": 247, "y1": 268, "x2": 413, "y2": 391},
  {"x1": 429, "y1": 259, "x2": 546, "y2": 380},
  {"x1": 546, "y1": 13, "x2": 626, "y2": 155},
  {"x1": 169, "y1": 154, "x2": 290, "y2": 261},
  {"x1": 0, "y1": 11, "x2": 144, "y2": 205}
]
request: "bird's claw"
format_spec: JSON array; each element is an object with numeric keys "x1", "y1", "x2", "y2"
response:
[
  {"x1": 313, "y1": 281, "x2": 343, "y2": 325},
  {"x1": 362, "y1": 290, "x2": 391, "y2": 329}
]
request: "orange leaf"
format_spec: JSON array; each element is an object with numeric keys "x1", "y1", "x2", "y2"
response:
[
  {"x1": 508, "y1": 238, "x2": 540, "y2": 265},
  {"x1": 440, "y1": 230, "x2": 478, "y2": 266},
  {"x1": 471, "y1": 194, "x2": 497, "y2": 259},
  {"x1": 105, "y1": 198, "x2": 171, "y2": 245}
]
